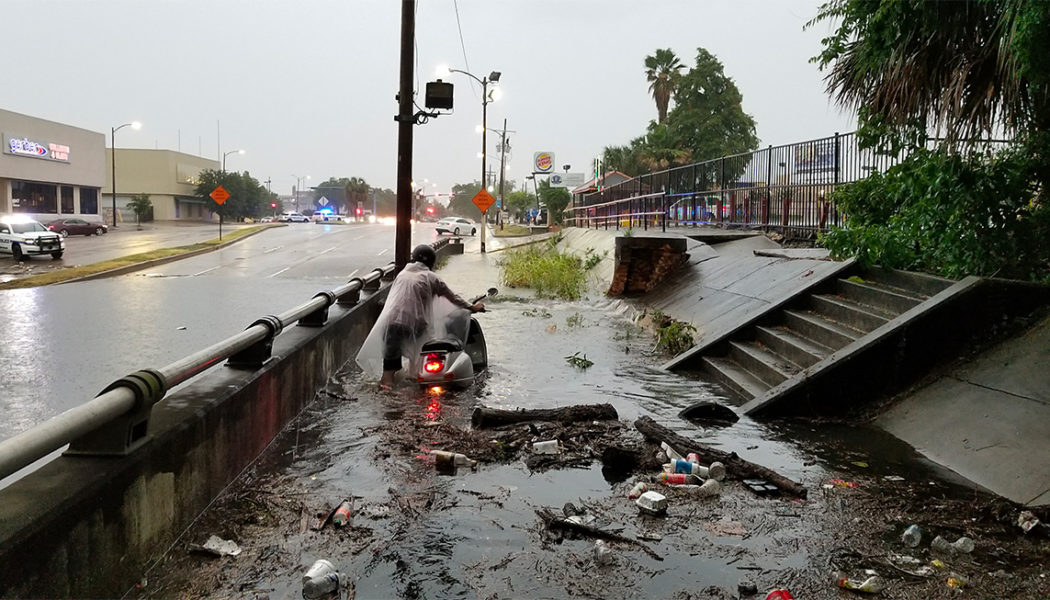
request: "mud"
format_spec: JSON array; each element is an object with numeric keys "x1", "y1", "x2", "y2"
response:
[{"x1": 126, "y1": 295, "x2": 1050, "y2": 599}]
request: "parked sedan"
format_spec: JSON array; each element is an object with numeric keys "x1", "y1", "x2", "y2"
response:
[
  {"x1": 435, "y1": 217, "x2": 477, "y2": 236},
  {"x1": 46, "y1": 218, "x2": 109, "y2": 237}
]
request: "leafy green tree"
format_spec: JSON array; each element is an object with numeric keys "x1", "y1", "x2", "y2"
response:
[
  {"x1": 128, "y1": 193, "x2": 153, "y2": 229},
  {"x1": 449, "y1": 180, "x2": 485, "y2": 220},
  {"x1": 194, "y1": 169, "x2": 269, "y2": 220},
  {"x1": 538, "y1": 179, "x2": 571, "y2": 225},
  {"x1": 822, "y1": 147, "x2": 1050, "y2": 281},
  {"x1": 664, "y1": 48, "x2": 758, "y2": 169},
  {"x1": 503, "y1": 190, "x2": 533, "y2": 221},
  {"x1": 809, "y1": 0, "x2": 1050, "y2": 192},
  {"x1": 602, "y1": 46, "x2": 757, "y2": 178},
  {"x1": 644, "y1": 48, "x2": 684, "y2": 124}
]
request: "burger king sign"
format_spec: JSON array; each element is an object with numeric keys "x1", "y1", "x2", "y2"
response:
[{"x1": 533, "y1": 152, "x2": 555, "y2": 174}]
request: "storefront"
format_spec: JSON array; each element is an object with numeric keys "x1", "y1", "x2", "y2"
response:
[
  {"x1": 0, "y1": 108, "x2": 106, "y2": 221},
  {"x1": 105, "y1": 149, "x2": 219, "y2": 222}
]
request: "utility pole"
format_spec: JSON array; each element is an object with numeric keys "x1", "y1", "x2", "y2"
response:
[
  {"x1": 497, "y1": 118, "x2": 508, "y2": 230},
  {"x1": 394, "y1": 0, "x2": 415, "y2": 270}
]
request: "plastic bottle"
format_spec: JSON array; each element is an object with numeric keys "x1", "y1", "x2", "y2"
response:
[
  {"x1": 429, "y1": 450, "x2": 478, "y2": 472},
  {"x1": 593, "y1": 540, "x2": 614, "y2": 566},
  {"x1": 901, "y1": 524, "x2": 922, "y2": 548},
  {"x1": 627, "y1": 481, "x2": 649, "y2": 499},
  {"x1": 696, "y1": 478, "x2": 721, "y2": 497},
  {"x1": 303, "y1": 572, "x2": 342, "y2": 599},
  {"x1": 659, "y1": 472, "x2": 701, "y2": 485},
  {"x1": 837, "y1": 575, "x2": 885, "y2": 593},
  {"x1": 931, "y1": 535, "x2": 974, "y2": 554},
  {"x1": 302, "y1": 560, "x2": 342, "y2": 599},
  {"x1": 951, "y1": 536, "x2": 975, "y2": 553},
  {"x1": 930, "y1": 535, "x2": 953, "y2": 553},
  {"x1": 332, "y1": 500, "x2": 352, "y2": 527}
]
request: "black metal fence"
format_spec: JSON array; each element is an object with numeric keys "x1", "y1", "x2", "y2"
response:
[{"x1": 568, "y1": 131, "x2": 1010, "y2": 237}]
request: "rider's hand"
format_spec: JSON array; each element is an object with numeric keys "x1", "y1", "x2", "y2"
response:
[{"x1": 470, "y1": 302, "x2": 485, "y2": 313}]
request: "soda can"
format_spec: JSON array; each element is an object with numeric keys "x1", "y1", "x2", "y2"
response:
[{"x1": 686, "y1": 453, "x2": 700, "y2": 464}]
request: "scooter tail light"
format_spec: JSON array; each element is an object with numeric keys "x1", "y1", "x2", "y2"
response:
[{"x1": 423, "y1": 352, "x2": 445, "y2": 373}]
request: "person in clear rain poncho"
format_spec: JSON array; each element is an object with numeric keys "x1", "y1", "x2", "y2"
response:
[{"x1": 356, "y1": 244, "x2": 484, "y2": 388}]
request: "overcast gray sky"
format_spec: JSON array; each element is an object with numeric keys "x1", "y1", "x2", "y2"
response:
[{"x1": 5, "y1": 0, "x2": 854, "y2": 199}]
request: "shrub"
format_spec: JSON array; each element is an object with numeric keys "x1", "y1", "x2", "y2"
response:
[
  {"x1": 499, "y1": 241, "x2": 588, "y2": 300},
  {"x1": 821, "y1": 147, "x2": 1050, "y2": 281}
]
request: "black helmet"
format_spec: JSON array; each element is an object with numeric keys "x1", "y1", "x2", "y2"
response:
[{"x1": 411, "y1": 244, "x2": 437, "y2": 270}]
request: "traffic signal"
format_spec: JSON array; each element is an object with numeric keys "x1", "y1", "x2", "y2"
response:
[
  {"x1": 356, "y1": 207, "x2": 362, "y2": 216},
  {"x1": 271, "y1": 202, "x2": 277, "y2": 208},
  {"x1": 426, "y1": 206, "x2": 435, "y2": 215}
]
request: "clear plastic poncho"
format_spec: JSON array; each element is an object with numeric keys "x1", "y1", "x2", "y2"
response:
[{"x1": 355, "y1": 262, "x2": 470, "y2": 381}]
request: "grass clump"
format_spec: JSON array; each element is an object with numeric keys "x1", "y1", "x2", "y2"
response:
[
  {"x1": 650, "y1": 310, "x2": 697, "y2": 356},
  {"x1": 565, "y1": 352, "x2": 594, "y2": 370},
  {"x1": 499, "y1": 237, "x2": 598, "y2": 300}
]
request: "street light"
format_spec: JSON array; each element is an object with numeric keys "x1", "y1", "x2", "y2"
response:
[
  {"x1": 222, "y1": 149, "x2": 245, "y2": 173},
  {"x1": 448, "y1": 67, "x2": 501, "y2": 253},
  {"x1": 292, "y1": 174, "x2": 311, "y2": 212},
  {"x1": 110, "y1": 121, "x2": 142, "y2": 227}
]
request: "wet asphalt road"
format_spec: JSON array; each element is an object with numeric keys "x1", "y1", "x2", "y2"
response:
[{"x1": 0, "y1": 221, "x2": 472, "y2": 444}]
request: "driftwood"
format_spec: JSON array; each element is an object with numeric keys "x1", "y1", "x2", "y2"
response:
[
  {"x1": 472, "y1": 403, "x2": 618, "y2": 429},
  {"x1": 634, "y1": 416, "x2": 807, "y2": 499},
  {"x1": 535, "y1": 508, "x2": 663, "y2": 561}
]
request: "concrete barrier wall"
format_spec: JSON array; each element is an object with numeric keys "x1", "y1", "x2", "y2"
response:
[{"x1": 0, "y1": 288, "x2": 388, "y2": 598}]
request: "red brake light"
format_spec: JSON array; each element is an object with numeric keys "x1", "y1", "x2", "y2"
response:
[{"x1": 424, "y1": 352, "x2": 444, "y2": 373}]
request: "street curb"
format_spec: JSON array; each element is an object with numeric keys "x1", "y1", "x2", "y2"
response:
[{"x1": 55, "y1": 224, "x2": 283, "y2": 285}]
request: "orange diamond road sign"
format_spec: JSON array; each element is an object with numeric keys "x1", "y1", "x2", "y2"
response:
[
  {"x1": 210, "y1": 186, "x2": 230, "y2": 205},
  {"x1": 472, "y1": 189, "x2": 496, "y2": 213}
]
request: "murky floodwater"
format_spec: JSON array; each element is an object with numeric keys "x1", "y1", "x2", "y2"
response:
[{"x1": 128, "y1": 292, "x2": 1048, "y2": 600}]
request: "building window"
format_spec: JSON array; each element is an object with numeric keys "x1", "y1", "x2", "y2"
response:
[
  {"x1": 11, "y1": 181, "x2": 57, "y2": 214},
  {"x1": 61, "y1": 186, "x2": 74, "y2": 214},
  {"x1": 80, "y1": 187, "x2": 99, "y2": 214}
]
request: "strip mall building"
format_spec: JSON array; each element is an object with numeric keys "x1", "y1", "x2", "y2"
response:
[
  {"x1": 0, "y1": 108, "x2": 106, "y2": 220},
  {"x1": 1, "y1": 108, "x2": 219, "y2": 223}
]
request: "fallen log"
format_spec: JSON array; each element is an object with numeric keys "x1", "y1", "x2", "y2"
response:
[
  {"x1": 634, "y1": 416, "x2": 806, "y2": 499},
  {"x1": 472, "y1": 403, "x2": 618, "y2": 429},
  {"x1": 535, "y1": 508, "x2": 663, "y2": 561}
]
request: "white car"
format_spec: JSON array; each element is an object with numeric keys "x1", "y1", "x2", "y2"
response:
[
  {"x1": 278, "y1": 212, "x2": 310, "y2": 223},
  {"x1": 0, "y1": 215, "x2": 65, "y2": 260},
  {"x1": 435, "y1": 217, "x2": 477, "y2": 236}
]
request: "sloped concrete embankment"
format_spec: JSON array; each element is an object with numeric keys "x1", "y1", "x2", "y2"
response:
[{"x1": 0, "y1": 289, "x2": 388, "y2": 598}]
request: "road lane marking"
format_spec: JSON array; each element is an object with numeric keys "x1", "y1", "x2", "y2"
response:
[
  {"x1": 193, "y1": 266, "x2": 220, "y2": 276},
  {"x1": 320, "y1": 246, "x2": 336, "y2": 255},
  {"x1": 348, "y1": 268, "x2": 359, "y2": 278},
  {"x1": 268, "y1": 267, "x2": 291, "y2": 278},
  {"x1": 264, "y1": 246, "x2": 283, "y2": 253},
  {"x1": 377, "y1": 248, "x2": 389, "y2": 256}
]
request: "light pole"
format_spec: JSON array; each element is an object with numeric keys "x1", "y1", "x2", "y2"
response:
[
  {"x1": 222, "y1": 149, "x2": 245, "y2": 173},
  {"x1": 448, "y1": 67, "x2": 501, "y2": 253},
  {"x1": 292, "y1": 174, "x2": 311, "y2": 213},
  {"x1": 110, "y1": 121, "x2": 142, "y2": 227}
]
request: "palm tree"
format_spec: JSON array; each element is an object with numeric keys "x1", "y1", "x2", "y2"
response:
[{"x1": 644, "y1": 49, "x2": 683, "y2": 124}]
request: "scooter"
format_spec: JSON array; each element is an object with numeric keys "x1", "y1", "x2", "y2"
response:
[{"x1": 417, "y1": 288, "x2": 498, "y2": 389}]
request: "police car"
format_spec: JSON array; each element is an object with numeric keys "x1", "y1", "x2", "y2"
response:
[{"x1": 0, "y1": 215, "x2": 65, "y2": 260}]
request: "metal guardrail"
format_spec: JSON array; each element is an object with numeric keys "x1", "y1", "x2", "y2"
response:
[
  {"x1": 0, "y1": 236, "x2": 456, "y2": 482},
  {"x1": 567, "y1": 132, "x2": 1013, "y2": 236}
]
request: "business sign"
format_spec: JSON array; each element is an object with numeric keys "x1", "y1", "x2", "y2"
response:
[
  {"x1": 533, "y1": 151, "x2": 554, "y2": 173},
  {"x1": 794, "y1": 140, "x2": 838, "y2": 183},
  {"x1": 549, "y1": 172, "x2": 586, "y2": 188},
  {"x1": 2, "y1": 134, "x2": 71, "y2": 163}
]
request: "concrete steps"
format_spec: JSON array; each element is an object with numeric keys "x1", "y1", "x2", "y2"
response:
[{"x1": 681, "y1": 268, "x2": 955, "y2": 410}]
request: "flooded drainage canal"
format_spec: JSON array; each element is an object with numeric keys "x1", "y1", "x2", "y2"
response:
[{"x1": 129, "y1": 295, "x2": 1048, "y2": 599}]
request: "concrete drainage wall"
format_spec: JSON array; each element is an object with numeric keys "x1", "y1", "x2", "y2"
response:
[{"x1": 0, "y1": 288, "x2": 388, "y2": 598}]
